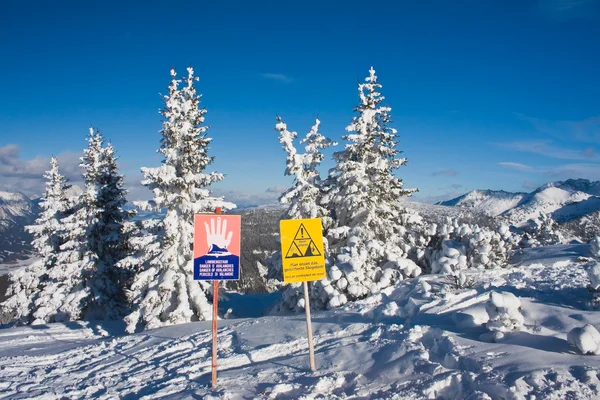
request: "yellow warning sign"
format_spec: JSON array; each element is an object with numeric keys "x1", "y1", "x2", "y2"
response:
[{"x1": 280, "y1": 218, "x2": 326, "y2": 283}]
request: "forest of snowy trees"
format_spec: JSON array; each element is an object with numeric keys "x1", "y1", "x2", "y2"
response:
[{"x1": 0, "y1": 66, "x2": 575, "y2": 332}]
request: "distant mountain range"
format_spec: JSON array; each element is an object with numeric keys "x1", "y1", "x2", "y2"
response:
[
  {"x1": 0, "y1": 191, "x2": 39, "y2": 263},
  {"x1": 3, "y1": 178, "x2": 600, "y2": 267},
  {"x1": 438, "y1": 179, "x2": 600, "y2": 227}
]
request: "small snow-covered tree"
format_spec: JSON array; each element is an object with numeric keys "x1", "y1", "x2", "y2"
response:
[
  {"x1": 535, "y1": 213, "x2": 563, "y2": 245},
  {"x1": 32, "y1": 129, "x2": 131, "y2": 323},
  {"x1": 316, "y1": 67, "x2": 418, "y2": 308},
  {"x1": 121, "y1": 67, "x2": 235, "y2": 333},
  {"x1": 481, "y1": 291, "x2": 524, "y2": 342},
  {"x1": 1, "y1": 157, "x2": 72, "y2": 324}
]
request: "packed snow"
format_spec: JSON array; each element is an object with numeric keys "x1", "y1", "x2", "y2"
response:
[{"x1": 1, "y1": 244, "x2": 600, "y2": 399}]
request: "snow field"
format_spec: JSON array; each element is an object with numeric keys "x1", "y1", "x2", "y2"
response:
[{"x1": 1, "y1": 245, "x2": 600, "y2": 399}]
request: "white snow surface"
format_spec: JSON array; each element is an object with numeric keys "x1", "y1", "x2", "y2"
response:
[{"x1": 2, "y1": 245, "x2": 600, "y2": 399}]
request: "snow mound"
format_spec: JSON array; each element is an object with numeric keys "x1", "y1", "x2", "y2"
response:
[{"x1": 568, "y1": 324, "x2": 600, "y2": 355}]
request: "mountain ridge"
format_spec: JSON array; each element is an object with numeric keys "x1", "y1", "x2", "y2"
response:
[{"x1": 439, "y1": 179, "x2": 600, "y2": 226}]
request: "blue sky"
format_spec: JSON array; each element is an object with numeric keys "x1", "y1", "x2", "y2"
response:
[{"x1": 1, "y1": 0, "x2": 599, "y2": 205}]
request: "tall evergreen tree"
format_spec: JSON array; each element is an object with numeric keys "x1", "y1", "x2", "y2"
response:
[
  {"x1": 85, "y1": 138, "x2": 132, "y2": 318},
  {"x1": 319, "y1": 67, "x2": 419, "y2": 307},
  {"x1": 1, "y1": 157, "x2": 72, "y2": 324},
  {"x1": 121, "y1": 67, "x2": 235, "y2": 333}
]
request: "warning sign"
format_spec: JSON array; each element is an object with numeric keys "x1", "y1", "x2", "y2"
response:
[
  {"x1": 280, "y1": 218, "x2": 326, "y2": 283},
  {"x1": 285, "y1": 223, "x2": 322, "y2": 258},
  {"x1": 193, "y1": 214, "x2": 241, "y2": 281}
]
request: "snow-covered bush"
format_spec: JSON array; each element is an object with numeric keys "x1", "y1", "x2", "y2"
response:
[
  {"x1": 120, "y1": 68, "x2": 235, "y2": 333},
  {"x1": 585, "y1": 261, "x2": 600, "y2": 306},
  {"x1": 519, "y1": 213, "x2": 564, "y2": 247},
  {"x1": 481, "y1": 291, "x2": 524, "y2": 342},
  {"x1": 423, "y1": 219, "x2": 515, "y2": 274},
  {"x1": 568, "y1": 324, "x2": 600, "y2": 355}
]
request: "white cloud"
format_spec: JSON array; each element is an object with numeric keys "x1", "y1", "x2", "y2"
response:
[
  {"x1": 522, "y1": 180, "x2": 540, "y2": 190},
  {"x1": 544, "y1": 163, "x2": 600, "y2": 181},
  {"x1": 432, "y1": 169, "x2": 457, "y2": 177},
  {"x1": 498, "y1": 160, "x2": 600, "y2": 182},
  {"x1": 498, "y1": 162, "x2": 535, "y2": 171},
  {"x1": 264, "y1": 185, "x2": 287, "y2": 194},
  {"x1": 261, "y1": 73, "x2": 294, "y2": 83},
  {"x1": 496, "y1": 139, "x2": 599, "y2": 161},
  {"x1": 415, "y1": 191, "x2": 464, "y2": 204},
  {"x1": 517, "y1": 114, "x2": 600, "y2": 144},
  {"x1": 536, "y1": 0, "x2": 598, "y2": 20},
  {"x1": 0, "y1": 144, "x2": 82, "y2": 196},
  {"x1": 212, "y1": 188, "x2": 281, "y2": 208}
]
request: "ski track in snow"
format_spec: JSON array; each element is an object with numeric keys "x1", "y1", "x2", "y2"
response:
[{"x1": 1, "y1": 246, "x2": 600, "y2": 399}]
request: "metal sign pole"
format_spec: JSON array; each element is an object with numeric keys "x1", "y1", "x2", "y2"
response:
[
  {"x1": 303, "y1": 281, "x2": 316, "y2": 371},
  {"x1": 211, "y1": 207, "x2": 222, "y2": 388}
]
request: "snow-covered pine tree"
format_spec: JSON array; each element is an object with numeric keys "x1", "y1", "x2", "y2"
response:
[
  {"x1": 1, "y1": 157, "x2": 72, "y2": 324},
  {"x1": 319, "y1": 67, "x2": 419, "y2": 308},
  {"x1": 32, "y1": 129, "x2": 131, "y2": 323},
  {"x1": 86, "y1": 140, "x2": 132, "y2": 317},
  {"x1": 121, "y1": 67, "x2": 235, "y2": 333}
]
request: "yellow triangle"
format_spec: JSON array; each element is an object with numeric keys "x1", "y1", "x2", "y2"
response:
[{"x1": 285, "y1": 223, "x2": 322, "y2": 258}]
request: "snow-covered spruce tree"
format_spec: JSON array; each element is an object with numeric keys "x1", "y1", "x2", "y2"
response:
[
  {"x1": 1, "y1": 157, "x2": 73, "y2": 324},
  {"x1": 32, "y1": 129, "x2": 131, "y2": 323},
  {"x1": 121, "y1": 67, "x2": 235, "y2": 333},
  {"x1": 315, "y1": 67, "x2": 419, "y2": 309},
  {"x1": 85, "y1": 139, "x2": 133, "y2": 317}
]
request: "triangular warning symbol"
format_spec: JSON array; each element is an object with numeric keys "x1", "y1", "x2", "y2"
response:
[
  {"x1": 285, "y1": 223, "x2": 322, "y2": 258},
  {"x1": 286, "y1": 242, "x2": 303, "y2": 258}
]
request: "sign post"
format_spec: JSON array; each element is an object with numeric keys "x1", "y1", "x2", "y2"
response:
[
  {"x1": 279, "y1": 218, "x2": 326, "y2": 371},
  {"x1": 193, "y1": 208, "x2": 241, "y2": 388}
]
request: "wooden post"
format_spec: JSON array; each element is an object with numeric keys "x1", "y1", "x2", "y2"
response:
[
  {"x1": 211, "y1": 207, "x2": 222, "y2": 388},
  {"x1": 303, "y1": 280, "x2": 316, "y2": 371}
]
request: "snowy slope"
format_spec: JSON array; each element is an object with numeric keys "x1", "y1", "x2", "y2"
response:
[
  {"x1": 438, "y1": 189, "x2": 527, "y2": 216},
  {"x1": 441, "y1": 179, "x2": 600, "y2": 227},
  {"x1": 1, "y1": 244, "x2": 600, "y2": 399},
  {"x1": 503, "y1": 185, "x2": 600, "y2": 227}
]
